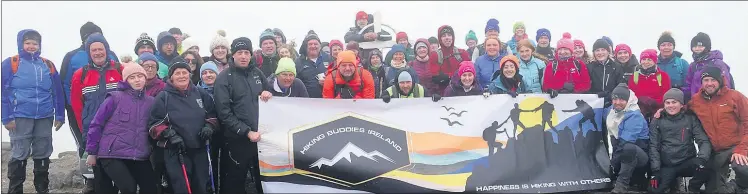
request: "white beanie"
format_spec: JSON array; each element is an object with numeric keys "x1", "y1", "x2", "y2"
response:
[
  {"x1": 181, "y1": 37, "x2": 199, "y2": 52},
  {"x1": 210, "y1": 30, "x2": 230, "y2": 52}
]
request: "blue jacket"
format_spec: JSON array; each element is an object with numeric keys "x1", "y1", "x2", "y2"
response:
[
  {"x1": 656, "y1": 51, "x2": 689, "y2": 88},
  {"x1": 506, "y1": 37, "x2": 537, "y2": 55},
  {"x1": 294, "y1": 53, "x2": 331, "y2": 98},
  {"x1": 1, "y1": 29, "x2": 65, "y2": 124},
  {"x1": 518, "y1": 56, "x2": 545, "y2": 93},
  {"x1": 474, "y1": 54, "x2": 503, "y2": 88},
  {"x1": 603, "y1": 95, "x2": 650, "y2": 144},
  {"x1": 61, "y1": 46, "x2": 118, "y2": 105}
]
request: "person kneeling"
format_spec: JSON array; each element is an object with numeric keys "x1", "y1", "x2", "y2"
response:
[
  {"x1": 382, "y1": 71, "x2": 439, "y2": 102},
  {"x1": 648, "y1": 88, "x2": 711, "y2": 193}
]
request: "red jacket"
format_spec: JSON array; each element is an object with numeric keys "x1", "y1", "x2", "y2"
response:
[
  {"x1": 541, "y1": 57, "x2": 591, "y2": 93},
  {"x1": 70, "y1": 60, "x2": 124, "y2": 129},
  {"x1": 628, "y1": 68, "x2": 671, "y2": 105},
  {"x1": 322, "y1": 68, "x2": 375, "y2": 99},
  {"x1": 689, "y1": 86, "x2": 748, "y2": 155}
]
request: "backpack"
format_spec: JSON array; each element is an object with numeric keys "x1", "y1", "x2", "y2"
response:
[
  {"x1": 633, "y1": 71, "x2": 662, "y2": 87},
  {"x1": 436, "y1": 47, "x2": 463, "y2": 65},
  {"x1": 253, "y1": 50, "x2": 264, "y2": 68},
  {"x1": 79, "y1": 60, "x2": 122, "y2": 84},
  {"x1": 10, "y1": 55, "x2": 56, "y2": 75},
  {"x1": 331, "y1": 68, "x2": 364, "y2": 98},
  {"x1": 551, "y1": 59, "x2": 582, "y2": 75}
]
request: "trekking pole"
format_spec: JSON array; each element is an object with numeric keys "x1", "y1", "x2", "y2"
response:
[
  {"x1": 206, "y1": 140, "x2": 216, "y2": 193},
  {"x1": 178, "y1": 153, "x2": 193, "y2": 194}
]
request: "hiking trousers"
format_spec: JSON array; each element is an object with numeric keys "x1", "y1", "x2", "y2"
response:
[{"x1": 99, "y1": 158, "x2": 158, "y2": 194}]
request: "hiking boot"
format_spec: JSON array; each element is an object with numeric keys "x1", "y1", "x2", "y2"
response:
[
  {"x1": 82, "y1": 179, "x2": 95, "y2": 194},
  {"x1": 7, "y1": 158, "x2": 27, "y2": 194},
  {"x1": 611, "y1": 182, "x2": 630, "y2": 193},
  {"x1": 33, "y1": 158, "x2": 50, "y2": 194}
]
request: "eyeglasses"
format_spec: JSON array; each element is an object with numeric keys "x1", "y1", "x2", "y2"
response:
[{"x1": 143, "y1": 65, "x2": 158, "y2": 70}]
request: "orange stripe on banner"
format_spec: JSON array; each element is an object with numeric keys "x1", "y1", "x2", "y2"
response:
[
  {"x1": 409, "y1": 132, "x2": 488, "y2": 153},
  {"x1": 259, "y1": 160, "x2": 292, "y2": 170}
]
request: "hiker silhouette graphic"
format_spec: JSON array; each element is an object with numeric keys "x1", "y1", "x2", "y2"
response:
[
  {"x1": 482, "y1": 118, "x2": 510, "y2": 156},
  {"x1": 531, "y1": 101, "x2": 558, "y2": 132},
  {"x1": 509, "y1": 103, "x2": 535, "y2": 138},
  {"x1": 562, "y1": 100, "x2": 599, "y2": 131}
]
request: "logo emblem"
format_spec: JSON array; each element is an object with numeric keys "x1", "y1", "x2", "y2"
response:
[
  {"x1": 196, "y1": 99, "x2": 203, "y2": 108},
  {"x1": 109, "y1": 77, "x2": 115, "y2": 82},
  {"x1": 290, "y1": 113, "x2": 410, "y2": 186}
]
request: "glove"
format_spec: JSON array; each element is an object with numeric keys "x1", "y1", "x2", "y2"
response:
[
  {"x1": 508, "y1": 91, "x2": 518, "y2": 98},
  {"x1": 161, "y1": 129, "x2": 185, "y2": 152},
  {"x1": 547, "y1": 89, "x2": 559, "y2": 99},
  {"x1": 337, "y1": 84, "x2": 355, "y2": 99},
  {"x1": 382, "y1": 93, "x2": 391, "y2": 103},
  {"x1": 650, "y1": 172, "x2": 659, "y2": 189},
  {"x1": 432, "y1": 94, "x2": 442, "y2": 102},
  {"x1": 198, "y1": 125, "x2": 214, "y2": 141},
  {"x1": 597, "y1": 91, "x2": 608, "y2": 98},
  {"x1": 694, "y1": 158, "x2": 707, "y2": 170},
  {"x1": 482, "y1": 86, "x2": 490, "y2": 98},
  {"x1": 561, "y1": 82, "x2": 575, "y2": 93},
  {"x1": 431, "y1": 74, "x2": 450, "y2": 87}
]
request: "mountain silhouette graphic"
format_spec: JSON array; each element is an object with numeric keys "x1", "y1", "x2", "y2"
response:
[{"x1": 310, "y1": 142, "x2": 395, "y2": 169}]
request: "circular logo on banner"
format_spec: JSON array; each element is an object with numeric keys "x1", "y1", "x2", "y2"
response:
[{"x1": 289, "y1": 112, "x2": 411, "y2": 186}]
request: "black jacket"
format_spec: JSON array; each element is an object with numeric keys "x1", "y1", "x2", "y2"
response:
[
  {"x1": 586, "y1": 59, "x2": 625, "y2": 95},
  {"x1": 149, "y1": 83, "x2": 217, "y2": 149},
  {"x1": 214, "y1": 62, "x2": 269, "y2": 140},
  {"x1": 649, "y1": 111, "x2": 711, "y2": 172}
]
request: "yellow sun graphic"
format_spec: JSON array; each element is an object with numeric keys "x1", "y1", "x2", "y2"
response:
[{"x1": 515, "y1": 97, "x2": 558, "y2": 135}]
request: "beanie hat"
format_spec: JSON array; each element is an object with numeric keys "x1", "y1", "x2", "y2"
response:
[
  {"x1": 138, "y1": 52, "x2": 158, "y2": 65},
  {"x1": 701, "y1": 66, "x2": 723, "y2": 86},
  {"x1": 122, "y1": 62, "x2": 147, "y2": 79},
  {"x1": 601, "y1": 36, "x2": 613, "y2": 49},
  {"x1": 299, "y1": 30, "x2": 321, "y2": 56},
  {"x1": 168, "y1": 61, "x2": 191, "y2": 78},
  {"x1": 536, "y1": 28, "x2": 551, "y2": 42},
  {"x1": 691, "y1": 32, "x2": 711, "y2": 52},
  {"x1": 259, "y1": 28, "x2": 276, "y2": 46},
  {"x1": 518, "y1": 39, "x2": 536, "y2": 52},
  {"x1": 231, "y1": 37, "x2": 253, "y2": 54},
  {"x1": 210, "y1": 30, "x2": 230, "y2": 52},
  {"x1": 485, "y1": 18, "x2": 500, "y2": 33},
  {"x1": 465, "y1": 30, "x2": 478, "y2": 43},
  {"x1": 428, "y1": 36, "x2": 438, "y2": 44},
  {"x1": 329, "y1": 40, "x2": 344, "y2": 50},
  {"x1": 458, "y1": 61, "x2": 476, "y2": 77},
  {"x1": 275, "y1": 58, "x2": 297, "y2": 75},
  {"x1": 593, "y1": 38, "x2": 611, "y2": 52},
  {"x1": 611, "y1": 83, "x2": 630, "y2": 101},
  {"x1": 396, "y1": 32, "x2": 408, "y2": 42},
  {"x1": 556, "y1": 38, "x2": 574, "y2": 52},
  {"x1": 397, "y1": 70, "x2": 413, "y2": 83},
  {"x1": 356, "y1": 11, "x2": 368, "y2": 21},
  {"x1": 573, "y1": 39, "x2": 585, "y2": 49},
  {"x1": 639, "y1": 49, "x2": 658, "y2": 64},
  {"x1": 500, "y1": 55, "x2": 520, "y2": 70},
  {"x1": 513, "y1": 21, "x2": 526, "y2": 33},
  {"x1": 200, "y1": 61, "x2": 218, "y2": 73},
  {"x1": 134, "y1": 33, "x2": 157, "y2": 54},
  {"x1": 663, "y1": 88, "x2": 684, "y2": 104},
  {"x1": 562, "y1": 32, "x2": 572, "y2": 39},
  {"x1": 272, "y1": 28, "x2": 287, "y2": 44},
  {"x1": 415, "y1": 41, "x2": 428, "y2": 50},
  {"x1": 438, "y1": 25, "x2": 455, "y2": 38},
  {"x1": 658, "y1": 31, "x2": 675, "y2": 47},
  {"x1": 80, "y1": 22, "x2": 103, "y2": 42},
  {"x1": 346, "y1": 41, "x2": 360, "y2": 50},
  {"x1": 168, "y1": 28, "x2": 182, "y2": 35},
  {"x1": 336, "y1": 50, "x2": 358, "y2": 66},
  {"x1": 614, "y1": 44, "x2": 632, "y2": 56},
  {"x1": 181, "y1": 38, "x2": 198, "y2": 52}
]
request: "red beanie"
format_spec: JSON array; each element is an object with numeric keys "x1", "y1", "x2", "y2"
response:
[
  {"x1": 573, "y1": 39, "x2": 585, "y2": 49},
  {"x1": 640, "y1": 49, "x2": 658, "y2": 64},
  {"x1": 356, "y1": 11, "x2": 368, "y2": 21},
  {"x1": 614, "y1": 44, "x2": 632, "y2": 55},
  {"x1": 396, "y1": 32, "x2": 408, "y2": 41},
  {"x1": 556, "y1": 38, "x2": 574, "y2": 52}
]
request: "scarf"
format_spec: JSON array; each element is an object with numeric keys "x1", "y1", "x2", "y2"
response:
[
  {"x1": 536, "y1": 46, "x2": 554, "y2": 56},
  {"x1": 640, "y1": 65, "x2": 657, "y2": 75},
  {"x1": 462, "y1": 84, "x2": 474, "y2": 92},
  {"x1": 416, "y1": 55, "x2": 429, "y2": 62},
  {"x1": 391, "y1": 59, "x2": 407, "y2": 69},
  {"x1": 500, "y1": 73, "x2": 523, "y2": 92},
  {"x1": 692, "y1": 52, "x2": 709, "y2": 62}
]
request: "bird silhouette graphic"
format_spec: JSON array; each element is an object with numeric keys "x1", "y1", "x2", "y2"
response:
[
  {"x1": 440, "y1": 118, "x2": 463, "y2": 126},
  {"x1": 441, "y1": 106, "x2": 455, "y2": 111},
  {"x1": 449, "y1": 110, "x2": 468, "y2": 117}
]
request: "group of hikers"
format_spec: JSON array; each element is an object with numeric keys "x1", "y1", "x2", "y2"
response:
[{"x1": 2, "y1": 10, "x2": 746, "y2": 194}]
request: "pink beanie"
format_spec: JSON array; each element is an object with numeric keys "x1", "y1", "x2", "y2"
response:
[
  {"x1": 556, "y1": 38, "x2": 574, "y2": 52},
  {"x1": 640, "y1": 49, "x2": 658, "y2": 64},
  {"x1": 458, "y1": 61, "x2": 476, "y2": 77},
  {"x1": 614, "y1": 44, "x2": 632, "y2": 55},
  {"x1": 573, "y1": 39, "x2": 585, "y2": 49},
  {"x1": 122, "y1": 62, "x2": 146, "y2": 79}
]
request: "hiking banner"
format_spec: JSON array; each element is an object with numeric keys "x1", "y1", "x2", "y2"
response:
[{"x1": 258, "y1": 95, "x2": 612, "y2": 193}]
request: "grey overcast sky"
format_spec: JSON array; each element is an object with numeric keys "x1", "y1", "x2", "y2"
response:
[{"x1": 2, "y1": 1, "x2": 748, "y2": 158}]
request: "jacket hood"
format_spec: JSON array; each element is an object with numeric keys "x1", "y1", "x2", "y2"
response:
[
  {"x1": 157, "y1": 31, "x2": 177, "y2": 56},
  {"x1": 16, "y1": 29, "x2": 42, "y2": 60},
  {"x1": 437, "y1": 25, "x2": 455, "y2": 48},
  {"x1": 85, "y1": 33, "x2": 112, "y2": 59},
  {"x1": 707, "y1": 50, "x2": 724, "y2": 60},
  {"x1": 414, "y1": 38, "x2": 431, "y2": 53},
  {"x1": 621, "y1": 89, "x2": 640, "y2": 112},
  {"x1": 272, "y1": 28, "x2": 286, "y2": 44},
  {"x1": 368, "y1": 49, "x2": 383, "y2": 64},
  {"x1": 116, "y1": 80, "x2": 146, "y2": 98}
]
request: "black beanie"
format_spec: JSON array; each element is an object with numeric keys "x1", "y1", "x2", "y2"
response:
[
  {"x1": 592, "y1": 38, "x2": 610, "y2": 52},
  {"x1": 658, "y1": 31, "x2": 675, "y2": 47},
  {"x1": 169, "y1": 27, "x2": 183, "y2": 35},
  {"x1": 611, "y1": 83, "x2": 630, "y2": 101},
  {"x1": 80, "y1": 22, "x2": 103, "y2": 42},
  {"x1": 428, "y1": 36, "x2": 438, "y2": 44},
  {"x1": 231, "y1": 37, "x2": 253, "y2": 54},
  {"x1": 700, "y1": 66, "x2": 723, "y2": 87},
  {"x1": 691, "y1": 32, "x2": 711, "y2": 52},
  {"x1": 168, "y1": 61, "x2": 191, "y2": 79}
]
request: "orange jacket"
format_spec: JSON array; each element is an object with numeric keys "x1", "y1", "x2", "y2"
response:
[
  {"x1": 689, "y1": 86, "x2": 748, "y2": 156},
  {"x1": 322, "y1": 68, "x2": 375, "y2": 99}
]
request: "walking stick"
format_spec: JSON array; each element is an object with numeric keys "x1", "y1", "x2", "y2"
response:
[
  {"x1": 178, "y1": 153, "x2": 193, "y2": 194},
  {"x1": 206, "y1": 140, "x2": 216, "y2": 193}
]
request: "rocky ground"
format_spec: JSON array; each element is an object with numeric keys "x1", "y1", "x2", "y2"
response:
[{"x1": 1, "y1": 142, "x2": 85, "y2": 193}]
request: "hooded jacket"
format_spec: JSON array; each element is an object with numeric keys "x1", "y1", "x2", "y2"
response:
[
  {"x1": 1, "y1": 29, "x2": 65, "y2": 124},
  {"x1": 86, "y1": 81, "x2": 154, "y2": 160},
  {"x1": 518, "y1": 56, "x2": 545, "y2": 93},
  {"x1": 295, "y1": 34, "x2": 332, "y2": 98},
  {"x1": 409, "y1": 38, "x2": 436, "y2": 97},
  {"x1": 148, "y1": 82, "x2": 217, "y2": 148},
  {"x1": 586, "y1": 59, "x2": 626, "y2": 95},
  {"x1": 689, "y1": 86, "x2": 748, "y2": 156},
  {"x1": 253, "y1": 49, "x2": 280, "y2": 78},
  {"x1": 61, "y1": 38, "x2": 119, "y2": 106},
  {"x1": 366, "y1": 49, "x2": 388, "y2": 98},
  {"x1": 155, "y1": 32, "x2": 178, "y2": 73},
  {"x1": 213, "y1": 60, "x2": 269, "y2": 140},
  {"x1": 385, "y1": 45, "x2": 419, "y2": 86},
  {"x1": 604, "y1": 93, "x2": 650, "y2": 159},
  {"x1": 541, "y1": 56, "x2": 591, "y2": 93},
  {"x1": 628, "y1": 67, "x2": 671, "y2": 105},
  {"x1": 506, "y1": 35, "x2": 536, "y2": 56},
  {"x1": 429, "y1": 25, "x2": 471, "y2": 95},
  {"x1": 145, "y1": 77, "x2": 166, "y2": 97},
  {"x1": 656, "y1": 51, "x2": 689, "y2": 88},
  {"x1": 649, "y1": 110, "x2": 711, "y2": 171},
  {"x1": 322, "y1": 66, "x2": 375, "y2": 99},
  {"x1": 70, "y1": 34, "x2": 125, "y2": 133},
  {"x1": 683, "y1": 50, "x2": 733, "y2": 97}
]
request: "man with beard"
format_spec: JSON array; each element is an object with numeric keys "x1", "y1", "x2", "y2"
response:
[
  {"x1": 295, "y1": 30, "x2": 332, "y2": 98},
  {"x1": 254, "y1": 29, "x2": 281, "y2": 77},
  {"x1": 603, "y1": 84, "x2": 650, "y2": 193},
  {"x1": 322, "y1": 50, "x2": 374, "y2": 99}
]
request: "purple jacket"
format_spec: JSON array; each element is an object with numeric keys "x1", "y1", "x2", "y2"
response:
[
  {"x1": 86, "y1": 81, "x2": 155, "y2": 160},
  {"x1": 145, "y1": 78, "x2": 166, "y2": 97},
  {"x1": 682, "y1": 50, "x2": 733, "y2": 96}
]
